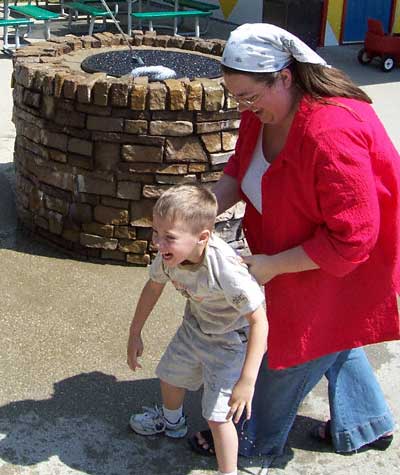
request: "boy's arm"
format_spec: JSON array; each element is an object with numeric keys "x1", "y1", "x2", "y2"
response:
[
  {"x1": 127, "y1": 279, "x2": 166, "y2": 371},
  {"x1": 227, "y1": 305, "x2": 268, "y2": 423}
]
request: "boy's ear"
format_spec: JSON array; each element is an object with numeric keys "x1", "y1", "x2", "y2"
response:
[{"x1": 198, "y1": 229, "x2": 210, "y2": 244}]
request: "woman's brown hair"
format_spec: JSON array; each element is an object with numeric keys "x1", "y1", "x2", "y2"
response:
[{"x1": 221, "y1": 61, "x2": 372, "y2": 103}]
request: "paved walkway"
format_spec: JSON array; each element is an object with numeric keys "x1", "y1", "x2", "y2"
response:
[{"x1": 0, "y1": 22, "x2": 399, "y2": 475}]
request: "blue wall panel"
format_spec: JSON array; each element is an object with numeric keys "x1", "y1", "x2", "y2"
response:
[{"x1": 343, "y1": 0, "x2": 392, "y2": 42}]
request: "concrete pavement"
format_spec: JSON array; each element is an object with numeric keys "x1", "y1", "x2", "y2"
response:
[{"x1": 0, "y1": 27, "x2": 399, "y2": 475}]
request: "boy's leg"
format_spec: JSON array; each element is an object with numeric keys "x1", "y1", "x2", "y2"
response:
[
  {"x1": 130, "y1": 317, "x2": 201, "y2": 438},
  {"x1": 160, "y1": 379, "x2": 186, "y2": 425},
  {"x1": 129, "y1": 379, "x2": 188, "y2": 438},
  {"x1": 208, "y1": 419, "x2": 238, "y2": 474},
  {"x1": 199, "y1": 328, "x2": 248, "y2": 472},
  {"x1": 161, "y1": 379, "x2": 185, "y2": 409}
]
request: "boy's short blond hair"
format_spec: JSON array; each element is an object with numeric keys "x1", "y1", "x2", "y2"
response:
[{"x1": 153, "y1": 184, "x2": 218, "y2": 233}]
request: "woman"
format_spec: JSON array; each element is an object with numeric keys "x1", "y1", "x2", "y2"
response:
[{"x1": 189, "y1": 23, "x2": 399, "y2": 463}]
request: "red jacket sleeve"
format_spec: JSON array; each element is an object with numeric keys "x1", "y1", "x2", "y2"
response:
[{"x1": 302, "y1": 128, "x2": 380, "y2": 277}]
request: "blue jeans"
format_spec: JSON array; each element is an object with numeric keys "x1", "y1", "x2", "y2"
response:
[{"x1": 238, "y1": 347, "x2": 394, "y2": 456}]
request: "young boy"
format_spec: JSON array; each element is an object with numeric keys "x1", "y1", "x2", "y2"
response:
[{"x1": 127, "y1": 184, "x2": 267, "y2": 475}]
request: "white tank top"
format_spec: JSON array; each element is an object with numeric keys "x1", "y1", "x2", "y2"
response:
[{"x1": 241, "y1": 129, "x2": 270, "y2": 213}]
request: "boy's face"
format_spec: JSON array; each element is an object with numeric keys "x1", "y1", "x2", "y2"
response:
[{"x1": 152, "y1": 214, "x2": 208, "y2": 268}]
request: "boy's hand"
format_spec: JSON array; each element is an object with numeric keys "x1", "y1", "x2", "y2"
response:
[
  {"x1": 127, "y1": 334, "x2": 144, "y2": 371},
  {"x1": 226, "y1": 378, "x2": 255, "y2": 423}
]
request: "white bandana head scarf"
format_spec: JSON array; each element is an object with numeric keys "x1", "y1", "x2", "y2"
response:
[{"x1": 222, "y1": 23, "x2": 328, "y2": 72}]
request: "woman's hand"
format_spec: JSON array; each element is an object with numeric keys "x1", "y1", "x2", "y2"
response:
[
  {"x1": 242, "y1": 254, "x2": 279, "y2": 285},
  {"x1": 242, "y1": 247, "x2": 319, "y2": 285}
]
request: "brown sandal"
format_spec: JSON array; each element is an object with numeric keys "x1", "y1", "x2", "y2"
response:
[{"x1": 188, "y1": 430, "x2": 215, "y2": 456}]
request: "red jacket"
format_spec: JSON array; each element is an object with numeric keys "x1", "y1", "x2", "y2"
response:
[{"x1": 224, "y1": 96, "x2": 400, "y2": 369}]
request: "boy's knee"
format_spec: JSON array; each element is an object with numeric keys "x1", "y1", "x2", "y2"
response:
[{"x1": 208, "y1": 419, "x2": 230, "y2": 430}]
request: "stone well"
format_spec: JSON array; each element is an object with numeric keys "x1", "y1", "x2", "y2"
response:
[{"x1": 12, "y1": 31, "x2": 244, "y2": 265}]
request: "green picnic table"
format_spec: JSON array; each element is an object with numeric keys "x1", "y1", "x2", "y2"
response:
[{"x1": 8, "y1": 4, "x2": 60, "y2": 39}]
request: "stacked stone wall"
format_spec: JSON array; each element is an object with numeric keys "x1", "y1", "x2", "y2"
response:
[{"x1": 12, "y1": 31, "x2": 244, "y2": 265}]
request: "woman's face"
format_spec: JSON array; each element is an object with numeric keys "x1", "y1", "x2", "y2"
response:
[{"x1": 223, "y1": 69, "x2": 296, "y2": 125}]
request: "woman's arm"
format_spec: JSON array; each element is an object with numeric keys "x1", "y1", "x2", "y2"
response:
[
  {"x1": 243, "y1": 246, "x2": 319, "y2": 285},
  {"x1": 212, "y1": 173, "x2": 241, "y2": 215}
]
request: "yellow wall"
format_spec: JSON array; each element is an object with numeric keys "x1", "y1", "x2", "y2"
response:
[
  {"x1": 326, "y1": 0, "x2": 344, "y2": 42},
  {"x1": 393, "y1": 1, "x2": 400, "y2": 33}
]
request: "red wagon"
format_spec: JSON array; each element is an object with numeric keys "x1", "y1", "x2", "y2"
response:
[{"x1": 358, "y1": 18, "x2": 400, "y2": 72}]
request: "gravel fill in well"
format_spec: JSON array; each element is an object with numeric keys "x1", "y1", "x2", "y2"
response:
[{"x1": 81, "y1": 49, "x2": 222, "y2": 79}]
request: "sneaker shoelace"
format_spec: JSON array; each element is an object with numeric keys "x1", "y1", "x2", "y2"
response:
[{"x1": 140, "y1": 405, "x2": 165, "y2": 425}]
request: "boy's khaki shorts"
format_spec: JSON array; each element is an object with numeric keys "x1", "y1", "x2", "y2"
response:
[{"x1": 156, "y1": 312, "x2": 248, "y2": 422}]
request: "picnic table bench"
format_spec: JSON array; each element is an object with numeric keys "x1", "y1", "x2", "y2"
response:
[
  {"x1": 80, "y1": 0, "x2": 122, "y2": 14},
  {"x1": 8, "y1": 5, "x2": 59, "y2": 39},
  {"x1": 150, "y1": 0, "x2": 220, "y2": 36},
  {"x1": 63, "y1": 2, "x2": 113, "y2": 35},
  {"x1": 163, "y1": 0, "x2": 220, "y2": 12},
  {"x1": 131, "y1": 9, "x2": 212, "y2": 37},
  {"x1": 0, "y1": 17, "x2": 33, "y2": 51},
  {"x1": 60, "y1": 0, "x2": 122, "y2": 17}
]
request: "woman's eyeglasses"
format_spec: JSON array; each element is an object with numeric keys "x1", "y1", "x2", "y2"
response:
[
  {"x1": 230, "y1": 87, "x2": 266, "y2": 108},
  {"x1": 228, "y1": 74, "x2": 281, "y2": 107}
]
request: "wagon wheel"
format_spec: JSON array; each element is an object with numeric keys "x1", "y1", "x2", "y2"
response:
[
  {"x1": 357, "y1": 48, "x2": 372, "y2": 65},
  {"x1": 381, "y1": 55, "x2": 396, "y2": 72}
]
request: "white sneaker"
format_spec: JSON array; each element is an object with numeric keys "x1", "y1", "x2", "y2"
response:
[{"x1": 129, "y1": 405, "x2": 188, "y2": 439}]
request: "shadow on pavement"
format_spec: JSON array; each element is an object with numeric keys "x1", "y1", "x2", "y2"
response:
[
  {"x1": 287, "y1": 414, "x2": 330, "y2": 453},
  {"x1": 0, "y1": 371, "x2": 334, "y2": 474},
  {"x1": 0, "y1": 372, "x2": 211, "y2": 475}
]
